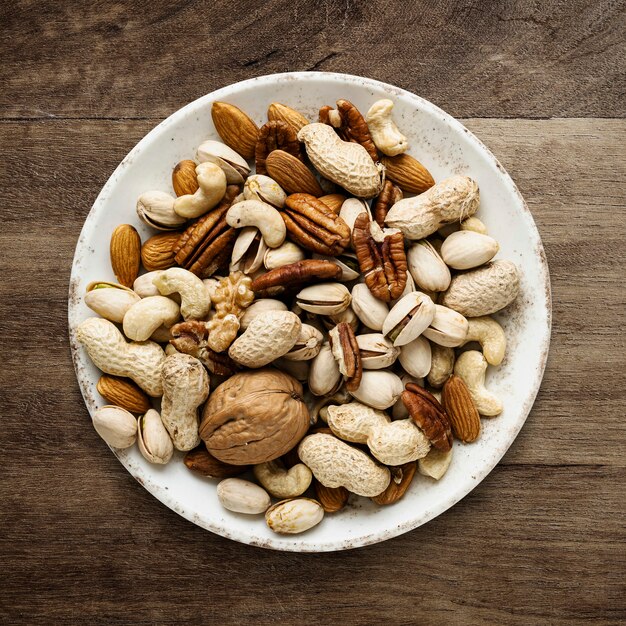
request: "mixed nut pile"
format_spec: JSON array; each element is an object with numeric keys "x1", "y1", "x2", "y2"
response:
[{"x1": 76, "y1": 96, "x2": 520, "y2": 535}]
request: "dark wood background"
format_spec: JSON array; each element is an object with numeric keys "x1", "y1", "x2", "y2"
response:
[{"x1": 1, "y1": 1, "x2": 625, "y2": 624}]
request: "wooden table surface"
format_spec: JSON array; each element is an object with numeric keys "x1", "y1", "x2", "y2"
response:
[{"x1": 2, "y1": 1, "x2": 625, "y2": 624}]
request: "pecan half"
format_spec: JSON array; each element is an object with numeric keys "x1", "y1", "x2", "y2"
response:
[
  {"x1": 255, "y1": 120, "x2": 302, "y2": 175},
  {"x1": 319, "y1": 99, "x2": 378, "y2": 161},
  {"x1": 282, "y1": 193, "x2": 351, "y2": 256},
  {"x1": 170, "y1": 321, "x2": 240, "y2": 376},
  {"x1": 373, "y1": 180, "x2": 403, "y2": 227},
  {"x1": 402, "y1": 383, "x2": 453, "y2": 451},
  {"x1": 329, "y1": 322, "x2": 362, "y2": 392},
  {"x1": 251, "y1": 259, "x2": 342, "y2": 295},
  {"x1": 174, "y1": 185, "x2": 240, "y2": 277},
  {"x1": 352, "y1": 212, "x2": 408, "y2": 301}
]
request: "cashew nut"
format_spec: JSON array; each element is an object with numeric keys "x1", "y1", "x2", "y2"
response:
[
  {"x1": 122, "y1": 295, "x2": 180, "y2": 341},
  {"x1": 253, "y1": 460, "x2": 313, "y2": 498},
  {"x1": 454, "y1": 350, "x2": 503, "y2": 416},
  {"x1": 152, "y1": 268, "x2": 211, "y2": 320},
  {"x1": 298, "y1": 433, "x2": 391, "y2": 497},
  {"x1": 427, "y1": 344, "x2": 455, "y2": 388},
  {"x1": 365, "y1": 99, "x2": 408, "y2": 156},
  {"x1": 462, "y1": 316, "x2": 506, "y2": 366},
  {"x1": 326, "y1": 401, "x2": 430, "y2": 464},
  {"x1": 225, "y1": 199, "x2": 286, "y2": 249},
  {"x1": 75, "y1": 317, "x2": 165, "y2": 396},
  {"x1": 173, "y1": 162, "x2": 227, "y2": 219},
  {"x1": 161, "y1": 353, "x2": 209, "y2": 450}
]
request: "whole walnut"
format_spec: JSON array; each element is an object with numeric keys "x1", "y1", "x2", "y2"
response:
[{"x1": 199, "y1": 369, "x2": 309, "y2": 465}]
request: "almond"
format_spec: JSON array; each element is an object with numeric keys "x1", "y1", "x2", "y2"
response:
[
  {"x1": 314, "y1": 480, "x2": 349, "y2": 512},
  {"x1": 172, "y1": 159, "x2": 199, "y2": 197},
  {"x1": 97, "y1": 375, "x2": 151, "y2": 414},
  {"x1": 441, "y1": 375, "x2": 481, "y2": 443},
  {"x1": 140, "y1": 232, "x2": 180, "y2": 271},
  {"x1": 183, "y1": 447, "x2": 247, "y2": 478},
  {"x1": 371, "y1": 462, "x2": 417, "y2": 505},
  {"x1": 266, "y1": 150, "x2": 324, "y2": 196},
  {"x1": 381, "y1": 153, "x2": 435, "y2": 194},
  {"x1": 211, "y1": 101, "x2": 259, "y2": 159},
  {"x1": 319, "y1": 193, "x2": 346, "y2": 214},
  {"x1": 110, "y1": 224, "x2": 141, "y2": 287},
  {"x1": 267, "y1": 102, "x2": 310, "y2": 133}
]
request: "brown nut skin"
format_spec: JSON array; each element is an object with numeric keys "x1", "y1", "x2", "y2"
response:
[
  {"x1": 251, "y1": 259, "x2": 342, "y2": 295},
  {"x1": 141, "y1": 232, "x2": 181, "y2": 272},
  {"x1": 402, "y1": 383, "x2": 453, "y2": 452},
  {"x1": 266, "y1": 150, "x2": 324, "y2": 197},
  {"x1": 211, "y1": 101, "x2": 259, "y2": 159},
  {"x1": 200, "y1": 369, "x2": 309, "y2": 465},
  {"x1": 371, "y1": 462, "x2": 417, "y2": 505},
  {"x1": 373, "y1": 180, "x2": 403, "y2": 227},
  {"x1": 96, "y1": 375, "x2": 152, "y2": 414},
  {"x1": 314, "y1": 480, "x2": 349, "y2": 513},
  {"x1": 255, "y1": 120, "x2": 302, "y2": 175},
  {"x1": 184, "y1": 447, "x2": 248, "y2": 478},
  {"x1": 352, "y1": 212, "x2": 408, "y2": 302},
  {"x1": 282, "y1": 193, "x2": 351, "y2": 256},
  {"x1": 320, "y1": 99, "x2": 378, "y2": 161},
  {"x1": 172, "y1": 160, "x2": 199, "y2": 197},
  {"x1": 319, "y1": 194, "x2": 347, "y2": 214},
  {"x1": 380, "y1": 153, "x2": 435, "y2": 194},
  {"x1": 267, "y1": 102, "x2": 310, "y2": 133},
  {"x1": 110, "y1": 224, "x2": 141, "y2": 288},
  {"x1": 441, "y1": 375, "x2": 481, "y2": 443}
]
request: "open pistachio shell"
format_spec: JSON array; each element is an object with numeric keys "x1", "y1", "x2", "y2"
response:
[
  {"x1": 92, "y1": 405, "x2": 137, "y2": 448},
  {"x1": 382, "y1": 291, "x2": 436, "y2": 346},
  {"x1": 137, "y1": 409, "x2": 174, "y2": 464},
  {"x1": 282, "y1": 324, "x2": 324, "y2": 361},
  {"x1": 422, "y1": 304, "x2": 469, "y2": 347},
  {"x1": 197, "y1": 140, "x2": 250, "y2": 184},
  {"x1": 136, "y1": 190, "x2": 187, "y2": 231},
  {"x1": 84, "y1": 281, "x2": 140, "y2": 323},
  {"x1": 133, "y1": 271, "x2": 163, "y2": 298},
  {"x1": 264, "y1": 242, "x2": 306, "y2": 270},
  {"x1": 244, "y1": 175, "x2": 287, "y2": 208},
  {"x1": 308, "y1": 342, "x2": 342, "y2": 396},
  {"x1": 351, "y1": 283, "x2": 389, "y2": 331},
  {"x1": 296, "y1": 283, "x2": 351, "y2": 316},
  {"x1": 230, "y1": 227, "x2": 268, "y2": 274},
  {"x1": 356, "y1": 333, "x2": 400, "y2": 369},
  {"x1": 348, "y1": 370, "x2": 404, "y2": 410},
  {"x1": 398, "y1": 335, "x2": 432, "y2": 378}
]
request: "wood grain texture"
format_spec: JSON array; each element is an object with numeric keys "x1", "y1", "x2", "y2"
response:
[
  {"x1": 1, "y1": 117, "x2": 624, "y2": 624},
  {"x1": 2, "y1": 0, "x2": 626, "y2": 621},
  {"x1": 1, "y1": 0, "x2": 625, "y2": 120}
]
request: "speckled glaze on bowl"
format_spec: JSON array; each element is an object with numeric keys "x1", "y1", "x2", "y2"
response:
[{"x1": 68, "y1": 72, "x2": 551, "y2": 552}]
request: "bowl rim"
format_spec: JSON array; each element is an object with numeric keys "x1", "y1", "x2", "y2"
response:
[{"x1": 68, "y1": 71, "x2": 552, "y2": 551}]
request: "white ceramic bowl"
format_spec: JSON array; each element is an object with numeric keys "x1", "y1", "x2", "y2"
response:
[{"x1": 68, "y1": 72, "x2": 551, "y2": 551}]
